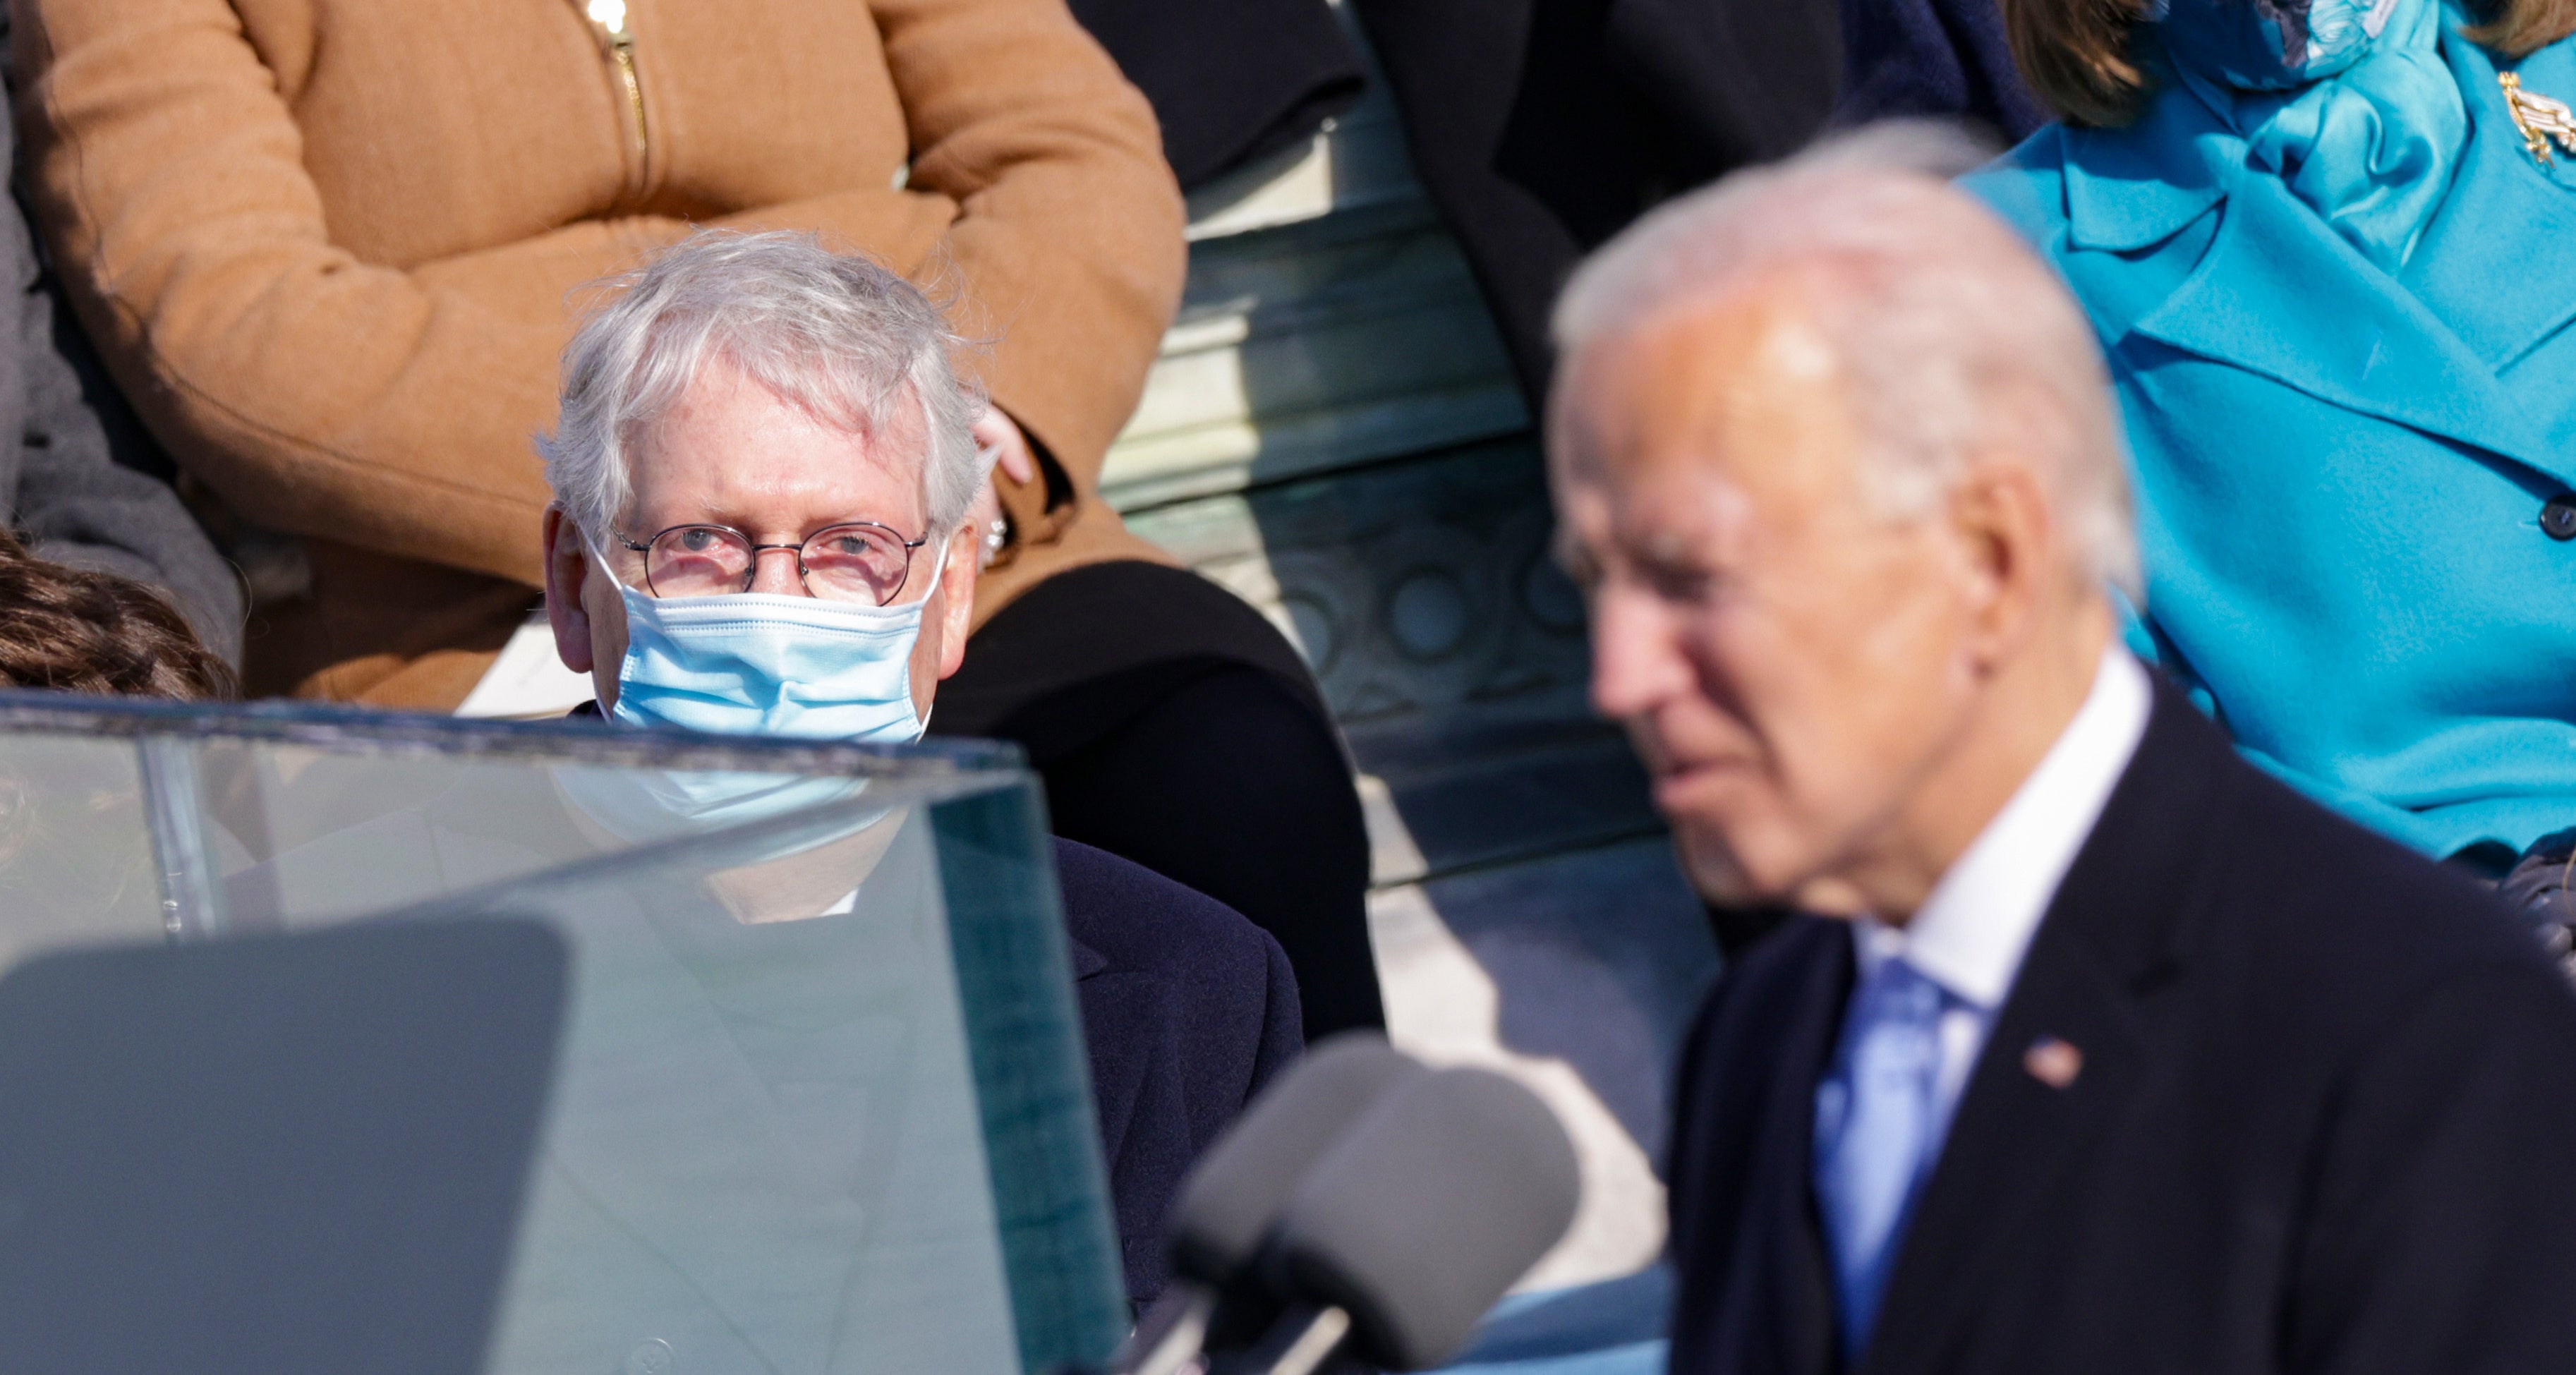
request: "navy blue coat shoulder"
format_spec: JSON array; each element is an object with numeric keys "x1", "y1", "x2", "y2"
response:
[
  {"x1": 1052, "y1": 837, "x2": 1303, "y2": 1303},
  {"x1": 1666, "y1": 683, "x2": 2576, "y2": 1375}
]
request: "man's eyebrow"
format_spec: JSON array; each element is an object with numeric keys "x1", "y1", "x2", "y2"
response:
[{"x1": 1638, "y1": 528, "x2": 1699, "y2": 565}]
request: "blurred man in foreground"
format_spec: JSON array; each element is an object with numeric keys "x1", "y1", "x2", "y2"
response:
[{"x1": 1547, "y1": 128, "x2": 2576, "y2": 1375}]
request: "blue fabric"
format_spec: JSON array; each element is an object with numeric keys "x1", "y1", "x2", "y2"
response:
[
  {"x1": 600, "y1": 550, "x2": 936, "y2": 744},
  {"x1": 1964, "y1": 12, "x2": 2576, "y2": 860},
  {"x1": 2154, "y1": 0, "x2": 2407, "y2": 87},
  {"x1": 1434, "y1": 1266, "x2": 1671, "y2": 1374},
  {"x1": 1813, "y1": 955, "x2": 1953, "y2": 1356},
  {"x1": 2151, "y1": 0, "x2": 2466, "y2": 267},
  {"x1": 1453, "y1": 1266, "x2": 1674, "y2": 1364},
  {"x1": 1439, "y1": 1340, "x2": 1667, "y2": 1375}
]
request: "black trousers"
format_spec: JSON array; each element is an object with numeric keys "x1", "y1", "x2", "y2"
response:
[{"x1": 933, "y1": 562, "x2": 1385, "y2": 1041}]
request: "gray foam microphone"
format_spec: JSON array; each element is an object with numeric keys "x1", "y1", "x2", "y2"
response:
[
  {"x1": 1112, "y1": 1034, "x2": 1427, "y2": 1375},
  {"x1": 1165, "y1": 1033, "x2": 1430, "y2": 1287},
  {"x1": 1257, "y1": 1066, "x2": 1581, "y2": 1372}
]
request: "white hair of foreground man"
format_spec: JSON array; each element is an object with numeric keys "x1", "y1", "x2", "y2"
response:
[
  {"x1": 540, "y1": 229, "x2": 984, "y2": 544},
  {"x1": 1551, "y1": 122, "x2": 2141, "y2": 600}
]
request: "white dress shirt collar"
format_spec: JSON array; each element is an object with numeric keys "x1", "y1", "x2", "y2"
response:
[{"x1": 1854, "y1": 648, "x2": 2153, "y2": 1013}]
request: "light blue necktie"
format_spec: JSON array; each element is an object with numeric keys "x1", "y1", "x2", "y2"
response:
[{"x1": 1813, "y1": 954, "x2": 1949, "y2": 1357}]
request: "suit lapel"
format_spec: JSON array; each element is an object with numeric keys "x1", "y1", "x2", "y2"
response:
[
  {"x1": 1859, "y1": 686, "x2": 2226, "y2": 1375},
  {"x1": 1758, "y1": 936, "x2": 1854, "y2": 1375},
  {"x1": 1064, "y1": 940, "x2": 1149, "y2": 1173}
]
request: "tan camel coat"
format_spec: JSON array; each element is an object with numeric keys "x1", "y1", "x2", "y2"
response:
[{"x1": 13, "y1": 0, "x2": 1186, "y2": 707}]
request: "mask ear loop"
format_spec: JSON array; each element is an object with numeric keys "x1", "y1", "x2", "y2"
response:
[
  {"x1": 576, "y1": 528, "x2": 649, "y2": 719},
  {"x1": 579, "y1": 530, "x2": 631, "y2": 590},
  {"x1": 907, "y1": 530, "x2": 961, "y2": 737}
]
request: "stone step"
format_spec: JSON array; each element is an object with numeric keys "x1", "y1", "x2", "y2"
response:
[
  {"x1": 1372, "y1": 836, "x2": 1714, "y2": 1290},
  {"x1": 1101, "y1": 21, "x2": 1712, "y2": 1303}
]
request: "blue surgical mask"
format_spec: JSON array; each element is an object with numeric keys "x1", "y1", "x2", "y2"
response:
[
  {"x1": 552, "y1": 760, "x2": 882, "y2": 848},
  {"x1": 2151, "y1": 0, "x2": 2401, "y2": 90},
  {"x1": 552, "y1": 541, "x2": 943, "y2": 846},
  {"x1": 597, "y1": 542, "x2": 943, "y2": 744}
]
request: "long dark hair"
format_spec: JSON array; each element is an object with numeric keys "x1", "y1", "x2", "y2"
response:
[{"x1": 0, "y1": 530, "x2": 235, "y2": 699}]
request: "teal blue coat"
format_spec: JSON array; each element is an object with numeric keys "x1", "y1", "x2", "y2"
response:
[{"x1": 1966, "y1": 23, "x2": 2576, "y2": 861}]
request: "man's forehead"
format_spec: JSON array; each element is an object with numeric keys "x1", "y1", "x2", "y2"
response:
[{"x1": 1560, "y1": 286, "x2": 1856, "y2": 507}]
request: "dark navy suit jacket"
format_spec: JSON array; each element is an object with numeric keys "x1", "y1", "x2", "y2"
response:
[
  {"x1": 1052, "y1": 836, "x2": 1302, "y2": 1302},
  {"x1": 1667, "y1": 683, "x2": 2576, "y2": 1374}
]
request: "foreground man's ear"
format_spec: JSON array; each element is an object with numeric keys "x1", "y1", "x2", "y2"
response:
[
  {"x1": 1945, "y1": 455, "x2": 2057, "y2": 670},
  {"x1": 540, "y1": 504, "x2": 596, "y2": 675}
]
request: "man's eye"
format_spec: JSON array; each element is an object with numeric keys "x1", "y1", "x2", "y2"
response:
[{"x1": 1642, "y1": 561, "x2": 1717, "y2": 602}]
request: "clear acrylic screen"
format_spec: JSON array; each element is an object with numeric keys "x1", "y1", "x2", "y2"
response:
[{"x1": 0, "y1": 695, "x2": 1125, "y2": 1375}]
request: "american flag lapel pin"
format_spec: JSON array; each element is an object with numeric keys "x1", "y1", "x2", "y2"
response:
[{"x1": 2023, "y1": 1034, "x2": 2083, "y2": 1089}]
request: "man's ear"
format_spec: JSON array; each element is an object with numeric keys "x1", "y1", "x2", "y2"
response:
[
  {"x1": 540, "y1": 505, "x2": 595, "y2": 674},
  {"x1": 934, "y1": 531, "x2": 979, "y2": 682},
  {"x1": 1947, "y1": 456, "x2": 2053, "y2": 662}
]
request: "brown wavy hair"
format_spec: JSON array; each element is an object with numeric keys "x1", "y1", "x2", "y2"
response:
[
  {"x1": 2006, "y1": 0, "x2": 2576, "y2": 126},
  {"x1": 0, "y1": 530, "x2": 234, "y2": 700}
]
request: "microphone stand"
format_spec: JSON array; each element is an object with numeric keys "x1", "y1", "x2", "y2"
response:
[
  {"x1": 1212, "y1": 1304, "x2": 1352, "y2": 1375},
  {"x1": 1112, "y1": 1287, "x2": 1217, "y2": 1375}
]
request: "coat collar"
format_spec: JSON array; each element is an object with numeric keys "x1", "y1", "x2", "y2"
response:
[
  {"x1": 2061, "y1": 76, "x2": 2231, "y2": 255},
  {"x1": 1857, "y1": 682, "x2": 2228, "y2": 1375},
  {"x1": 2403, "y1": 30, "x2": 2576, "y2": 372},
  {"x1": 2057, "y1": 24, "x2": 2576, "y2": 488}
]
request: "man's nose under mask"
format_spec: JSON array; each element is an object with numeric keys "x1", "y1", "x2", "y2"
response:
[{"x1": 2151, "y1": 0, "x2": 2405, "y2": 89}]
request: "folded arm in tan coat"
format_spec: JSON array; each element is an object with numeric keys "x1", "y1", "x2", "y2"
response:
[{"x1": 12, "y1": 0, "x2": 1185, "y2": 593}]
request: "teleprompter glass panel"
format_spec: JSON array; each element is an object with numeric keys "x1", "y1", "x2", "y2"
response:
[
  {"x1": 0, "y1": 732, "x2": 162, "y2": 967},
  {"x1": 0, "y1": 691, "x2": 1127, "y2": 1375}
]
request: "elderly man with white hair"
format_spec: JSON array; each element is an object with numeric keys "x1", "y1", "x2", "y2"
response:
[
  {"x1": 1548, "y1": 133, "x2": 2576, "y2": 1375},
  {"x1": 533, "y1": 229, "x2": 1301, "y2": 1309},
  {"x1": 538, "y1": 224, "x2": 1384, "y2": 1050}
]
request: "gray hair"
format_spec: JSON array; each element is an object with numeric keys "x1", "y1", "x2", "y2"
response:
[
  {"x1": 540, "y1": 229, "x2": 984, "y2": 544},
  {"x1": 1552, "y1": 121, "x2": 2140, "y2": 599}
]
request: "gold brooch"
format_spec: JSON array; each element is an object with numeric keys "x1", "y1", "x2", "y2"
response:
[{"x1": 2502, "y1": 72, "x2": 2576, "y2": 166}]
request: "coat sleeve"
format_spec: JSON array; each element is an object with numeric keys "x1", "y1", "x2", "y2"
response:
[
  {"x1": 2287, "y1": 964, "x2": 2576, "y2": 1374},
  {"x1": 0, "y1": 80, "x2": 240, "y2": 658},
  {"x1": 10, "y1": 0, "x2": 962, "y2": 588},
  {"x1": 869, "y1": 0, "x2": 1187, "y2": 495},
  {"x1": 13, "y1": 268, "x2": 246, "y2": 662}
]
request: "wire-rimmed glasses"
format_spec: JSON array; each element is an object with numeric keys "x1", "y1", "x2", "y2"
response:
[{"x1": 615, "y1": 522, "x2": 931, "y2": 605}]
